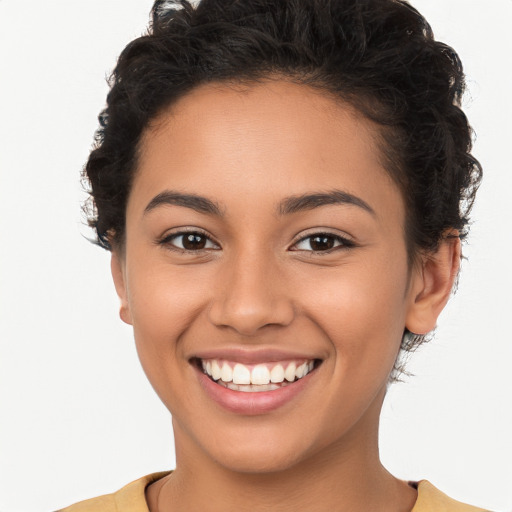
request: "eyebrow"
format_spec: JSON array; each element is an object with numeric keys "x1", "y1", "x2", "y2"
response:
[
  {"x1": 277, "y1": 189, "x2": 375, "y2": 217},
  {"x1": 144, "y1": 189, "x2": 375, "y2": 217},
  {"x1": 144, "y1": 191, "x2": 224, "y2": 217}
]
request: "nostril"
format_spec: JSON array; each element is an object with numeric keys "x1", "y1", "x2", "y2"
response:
[
  {"x1": 210, "y1": 307, "x2": 276, "y2": 334},
  {"x1": 207, "y1": 291, "x2": 295, "y2": 335}
]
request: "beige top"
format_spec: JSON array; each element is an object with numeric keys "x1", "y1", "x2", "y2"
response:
[{"x1": 57, "y1": 471, "x2": 490, "y2": 511}]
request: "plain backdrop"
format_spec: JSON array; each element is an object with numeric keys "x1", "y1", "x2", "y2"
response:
[{"x1": 0, "y1": 1, "x2": 511, "y2": 511}]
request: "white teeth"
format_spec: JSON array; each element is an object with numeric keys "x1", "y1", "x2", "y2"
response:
[
  {"x1": 211, "y1": 360, "x2": 222, "y2": 381},
  {"x1": 270, "y1": 364, "x2": 285, "y2": 383},
  {"x1": 201, "y1": 359, "x2": 316, "y2": 387},
  {"x1": 221, "y1": 381, "x2": 284, "y2": 392},
  {"x1": 251, "y1": 364, "x2": 270, "y2": 385},
  {"x1": 284, "y1": 362, "x2": 296, "y2": 382},
  {"x1": 220, "y1": 362, "x2": 233, "y2": 382},
  {"x1": 232, "y1": 363, "x2": 251, "y2": 384},
  {"x1": 295, "y1": 362, "x2": 307, "y2": 379}
]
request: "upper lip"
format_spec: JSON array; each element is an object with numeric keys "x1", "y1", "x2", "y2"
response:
[{"x1": 190, "y1": 347, "x2": 322, "y2": 365}]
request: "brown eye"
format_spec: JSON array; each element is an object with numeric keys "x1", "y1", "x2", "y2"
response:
[
  {"x1": 309, "y1": 235, "x2": 336, "y2": 251},
  {"x1": 182, "y1": 233, "x2": 207, "y2": 250},
  {"x1": 292, "y1": 232, "x2": 354, "y2": 252},
  {"x1": 160, "y1": 230, "x2": 219, "y2": 252}
]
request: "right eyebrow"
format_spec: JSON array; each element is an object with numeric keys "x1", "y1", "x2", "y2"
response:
[{"x1": 143, "y1": 191, "x2": 224, "y2": 217}]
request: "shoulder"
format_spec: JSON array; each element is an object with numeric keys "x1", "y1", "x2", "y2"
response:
[
  {"x1": 413, "y1": 480, "x2": 492, "y2": 512},
  {"x1": 57, "y1": 471, "x2": 171, "y2": 512},
  {"x1": 57, "y1": 493, "x2": 116, "y2": 512}
]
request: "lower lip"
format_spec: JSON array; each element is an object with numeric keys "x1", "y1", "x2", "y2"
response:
[{"x1": 195, "y1": 365, "x2": 316, "y2": 415}]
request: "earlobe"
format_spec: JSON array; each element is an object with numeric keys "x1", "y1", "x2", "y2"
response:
[
  {"x1": 405, "y1": 233, "x2": 461, "y2": 335},
  {"x1": 110, "y1": 251, "x2": 133, "y2": 325}
]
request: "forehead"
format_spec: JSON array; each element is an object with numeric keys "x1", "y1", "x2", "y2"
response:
[
  {"x1": 133, "y1": 80, "x2": 402, "y2": 222},
  {"x1": 142, "y1": 80, "x2": 381, "y2": 166}
]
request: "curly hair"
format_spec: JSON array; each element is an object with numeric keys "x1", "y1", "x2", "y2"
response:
[{"x1": 83, "y1": 0, "x2": 482, "y2": 365}]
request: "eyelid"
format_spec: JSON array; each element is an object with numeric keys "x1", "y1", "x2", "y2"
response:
[
  {"x1": 158, "y1": 227, "x2": 221, "y2": 252},
  {"x1": 289, "y1": 230, "x2": 356, "y2": 252}
]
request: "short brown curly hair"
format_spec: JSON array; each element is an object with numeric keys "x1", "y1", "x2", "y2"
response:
[
  {"x1": 83, "y1": 0, "x2": 482, "y2": 367},
  {"x1": 85, "y1": 0, "x2": 481, "y2": 256}
]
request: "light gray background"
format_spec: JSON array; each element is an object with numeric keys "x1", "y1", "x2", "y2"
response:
[{"x1": 0, "y1": 1, "x2": 510, "y2": 510}]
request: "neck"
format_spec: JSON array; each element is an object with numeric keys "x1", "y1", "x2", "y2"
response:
[{"x1": 151, "y1": 388, "x2": 417, "y2": 512}]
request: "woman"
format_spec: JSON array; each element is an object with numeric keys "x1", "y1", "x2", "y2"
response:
[{"x1": 59, "y1": 0, "x2": 488, "y2": 510}]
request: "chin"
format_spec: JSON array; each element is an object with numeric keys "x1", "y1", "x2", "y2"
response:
[
  {"x1": 212, "y1": 445, "x2": 310, "y2": 475},
  {"x1": 191, "y1": 421, "x2": 327, "y2": 475}
]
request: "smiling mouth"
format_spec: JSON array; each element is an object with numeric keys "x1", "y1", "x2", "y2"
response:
[{"x1": 194, "y1": 358, "x2": 320, "y2": 392}]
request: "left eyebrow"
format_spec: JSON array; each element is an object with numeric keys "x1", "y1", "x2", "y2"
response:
[
  {"x1": 277, "y1": 189, "x2": 376, "y2": 217},
  {"x1": 144, "y1": 191, "x2": 224, "y2": 217}
]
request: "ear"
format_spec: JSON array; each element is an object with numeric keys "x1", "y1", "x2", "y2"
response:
[
  {"x1": 405, "y1": 232, "x2": 461, "y2": 335},
  {"x1": 111, "y1": 251, "x2": 133, "y2": 325}
]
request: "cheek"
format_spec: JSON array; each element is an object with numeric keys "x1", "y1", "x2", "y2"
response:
[
  {"x1": 126, "y1": 260, "x2": 211, "y2": 373},
  {"x1": 292, "y1": 254, "x2": 409, "y2": 374}
]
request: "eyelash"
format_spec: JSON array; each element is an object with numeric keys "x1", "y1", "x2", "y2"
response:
[
  {"x1": 158, "y1": 229, "x2": 219, "y2": 254},
  {"x1": 291, "y1": 232, "x2": 356, "y2": 254},
  {"x1": 158, "y1": 229, "x2": 356, "y2": 255}
]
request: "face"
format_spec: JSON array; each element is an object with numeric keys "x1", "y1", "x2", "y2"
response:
[{"x1": 112, "y1": 80, "x2": 446, "y2": 474}]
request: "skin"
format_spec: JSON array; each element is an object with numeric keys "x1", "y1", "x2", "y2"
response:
[{"x1": 111, "y1": 79, "x2": 460, "y2": 511}]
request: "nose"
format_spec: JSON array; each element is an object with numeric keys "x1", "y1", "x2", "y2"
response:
[{"x1": 207, "y1": 249, "x2": 295, "y2": 336}]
